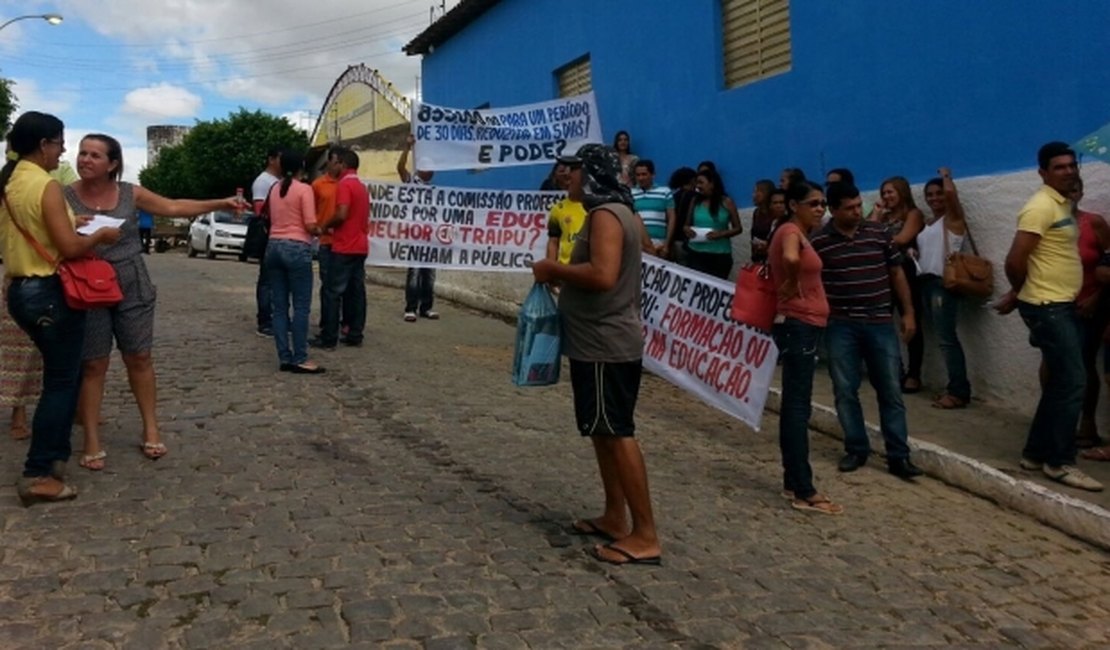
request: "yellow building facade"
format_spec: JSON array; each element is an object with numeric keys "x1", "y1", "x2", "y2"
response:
[{"x1": 310, "y1": 64, "x2": 412, "y2": 181}]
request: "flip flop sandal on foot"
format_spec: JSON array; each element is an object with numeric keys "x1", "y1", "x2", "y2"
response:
[
  {"x1": 79, "y1": 450, "x2": 107, "y2": 471},
  {"x1": 591, "y1": 543, "x2": 662, "y2": 566},
  {"x1": 140, "y1": 442, "x2": 168, "y2": 460},
  {"x1": 1080, "y1": 446, "x2": 1110, "y2": 461},
  {"x1": 791, "y1": 495, "x2": 844, "y2": 515},
  {"x1": 931, "y1": 394, "x2": 968, "y2": 409}
]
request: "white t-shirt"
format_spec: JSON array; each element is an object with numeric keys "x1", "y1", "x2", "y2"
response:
[
  {"x1": 917, "y1": 216, "x2": 966, "y2": 276},
  {"x1": 251, "y1": 170, "x2": 280, "y2": 205}
]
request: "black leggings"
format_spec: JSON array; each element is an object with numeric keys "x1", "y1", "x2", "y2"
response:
[{"x1": 687, "y1": 251, "x2": 733, "y2": 280}]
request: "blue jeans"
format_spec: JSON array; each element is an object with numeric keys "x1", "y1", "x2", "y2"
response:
[
  {"x1": 1018, "y1": 301, "x2": 1084, "y2": 466},
  {"x1": 317, "y1": 244, "x2": 332, "y2": 328},
  {"x1": 773, "y1": 318, "x2": 823, "y2": 500},
  {"x1": 6, "y1": 276, "x2": 86, "y2": 477},
  {"x1": 321, "y1": 252, "x2": 367, "y2": 345},
  {"x1": 826, "y1": 319, "x2": 911, "y2": 460},
  {"x1": 919, "y1": 276, "x2": 971, "y2": 400},
  {"x1": 256, "y1": 250, "x2": 272, "y2": 330},
  {"x1": 266, "y1": 239, "x2": 314, "y2": 365},
  {"x1": 405, "y1": 267, "x2": 435, "y2": 314}
]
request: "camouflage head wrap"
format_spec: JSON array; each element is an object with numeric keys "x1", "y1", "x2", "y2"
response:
[{"x1": 561, "y1": 143, "x2": 633, "y2": 210}]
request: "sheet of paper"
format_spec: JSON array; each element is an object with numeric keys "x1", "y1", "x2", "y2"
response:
[
  {"x1": 77, "y1": 214, "x2": 125, "y2": 236},
  {"x1": 690, "y1": 227, "x2": 714, "y2": 242}
]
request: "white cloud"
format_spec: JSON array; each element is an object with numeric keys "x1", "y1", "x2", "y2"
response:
[
  {"x1": 122, "y1": 84, "x2": 203, "y2": 119},
  {"x1": 281, "y1": 110, "x2": 316, "y2": 133},
  {"x1": 52, "y1": 0, "x2": 428, "y2": 115},
  {"x1": 8, "y1": 77, "x2": 80, "y2": 116}
]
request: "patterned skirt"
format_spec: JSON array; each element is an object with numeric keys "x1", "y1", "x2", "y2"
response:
[{"x1": 0, "y1": 284, "x2": 42, "y2": 408}]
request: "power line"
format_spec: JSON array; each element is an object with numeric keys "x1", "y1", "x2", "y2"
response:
[
  {"x1": 5, "y1": 15, "x2": 426, "y2": 72},
  {"x1": 49, "y1": 0, "x2": 427, "y2": 49}
]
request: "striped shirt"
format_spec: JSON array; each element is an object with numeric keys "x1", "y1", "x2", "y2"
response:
[
  {"x1": 810, "y1": 220, "x2": 902, "y2": 322},
  {"x1": 631, "y1": 185, "x2": 674, "y2": 241}
]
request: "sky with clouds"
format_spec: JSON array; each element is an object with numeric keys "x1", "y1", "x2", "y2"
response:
[{"x1": 1, "y1": 0, "x2": 442, "y2": 181}]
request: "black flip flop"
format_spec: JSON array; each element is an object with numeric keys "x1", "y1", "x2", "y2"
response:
[
  {"x1": 568, "y1": 519, "x2": 616, "y2": 542},
  {"x1": 290, "y1": 364, "x2": 326, "y2": 374},
  {"x1": 591, "y1": 543, "x2": 661, "y2": 566}
]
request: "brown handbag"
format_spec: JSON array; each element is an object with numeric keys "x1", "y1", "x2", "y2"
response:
[{"x1": 942, "y1": 220, "x2": 994, "y2": 298}]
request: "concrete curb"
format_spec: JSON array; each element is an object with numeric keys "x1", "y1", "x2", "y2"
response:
[
  {"x1": 762, "y1": 389, "x2": 1110, "y2": 551},
  {"x1": 366, "y1": 270, "x2": 1110, "y2": 550}
]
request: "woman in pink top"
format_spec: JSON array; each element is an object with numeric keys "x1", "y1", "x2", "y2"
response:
[
  {"x1": 265, "y1": 150, "x2": 324, "y2": 374},
  {"x1": 1071, "y1": 178, "x2": 1110, "y2": 448},
  {"x1": 769, "y1": 180, "x2": 841, "y2": 515}
]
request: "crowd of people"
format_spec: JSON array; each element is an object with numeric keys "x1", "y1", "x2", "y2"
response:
[
  {"x1": 541, "y1": 133, "x2": 1109, "y2": 528},
  {"x1": 2, "y1": 109, "x2": 1107, "y2": 570}
]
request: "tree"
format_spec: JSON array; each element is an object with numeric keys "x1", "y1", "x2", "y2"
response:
[
  {"x1": 139, "y1": 109, "x2": 308, "y2": 201},
  {"x1": 0, "y1": 76, "x2": 17, "y2": 137}
]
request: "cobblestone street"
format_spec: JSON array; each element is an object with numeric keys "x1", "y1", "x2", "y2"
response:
[{"x1": 0, "y1": 252, "x2": 1108, "y2": 649}]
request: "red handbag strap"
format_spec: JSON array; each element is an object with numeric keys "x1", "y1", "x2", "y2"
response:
[{"x1": 4, "y1": 203, "x2": 59, "y2": 267}]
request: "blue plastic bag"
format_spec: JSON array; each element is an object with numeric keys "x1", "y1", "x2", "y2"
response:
[{"x1": 512, "y1": 283, "x2": 562, "y2": 386}]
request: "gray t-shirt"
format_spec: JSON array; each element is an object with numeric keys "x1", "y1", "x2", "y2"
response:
[
  {"x1": 558, "y1": 202, "x2": 643, "y2": 362},
  {"x1": 64, "y1": 182, "x2": 140, "y2": 263}
]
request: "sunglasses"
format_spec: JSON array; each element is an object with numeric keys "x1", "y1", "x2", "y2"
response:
[{"x1": 800, "y1": 199, "x2": 827, "y2": 208}]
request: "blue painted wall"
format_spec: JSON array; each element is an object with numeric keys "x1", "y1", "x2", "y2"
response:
[{"x1": 417, "y1": 0, "x2": 1110, "y2": 202}]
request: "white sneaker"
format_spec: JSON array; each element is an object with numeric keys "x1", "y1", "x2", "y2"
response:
[
  {"x1": 420, "y1": 310, "x2": 440, "y2": 320},
  {"x1": 1042, "y1": 465, "x2": 1104, "y2": 492},
  {"x1": 403, "y1": 312, "x2": 417, "y2": 322},
  {"x1": 1019, "y1": 457, "x2": 1043, "y2": 471}
]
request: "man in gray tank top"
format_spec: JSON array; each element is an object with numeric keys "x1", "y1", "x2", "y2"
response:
[{"x1": 531, "y1": 144, "x2": 661, "y2": 566}]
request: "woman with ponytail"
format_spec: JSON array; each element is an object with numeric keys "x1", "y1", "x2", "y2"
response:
[
  {"x1": 265, "y1": 149, "x2": 324, "y2": 374},
  {"x1": 0, "y1": 112, "x2": 121, "y2": 505},
  {"x1": 65, "y1": 133, "x2": 241, "y2": 469},
  {"x1": 769, "y1": 179, "x2": 843, "y2": 515}
]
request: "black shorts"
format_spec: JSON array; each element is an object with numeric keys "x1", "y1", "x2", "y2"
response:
[{"x1": 569, "y1": 359, "x2": 642, "y2": 437}]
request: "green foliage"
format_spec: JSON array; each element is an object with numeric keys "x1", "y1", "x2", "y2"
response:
[
  {"x1": 0, "y1": 76, "x2": 17, "y2": 137},
  {"x1": 138, "y1": 108, "x2": 308, "y2": 200}
]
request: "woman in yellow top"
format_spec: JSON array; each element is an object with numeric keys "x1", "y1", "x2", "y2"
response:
[{"x1": 0, "y1": 112, "x2": 120, "y2": 506}]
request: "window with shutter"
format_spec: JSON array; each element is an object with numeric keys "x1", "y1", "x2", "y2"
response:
[
  {"x1": 556, "y1": 56, "x2": 592, "y2": 97},
  {"x1": 723, "y1": 0, "x2": 791, "y2": 88}
]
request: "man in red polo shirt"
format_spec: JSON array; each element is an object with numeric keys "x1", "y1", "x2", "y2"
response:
[{"x1": 313, "y1": 148, "x2": 370, "y2": 348}]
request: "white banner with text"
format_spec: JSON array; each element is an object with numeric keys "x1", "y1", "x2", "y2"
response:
[
  {"x1": 366, "y1": 182, "x2": 561, "y2": 272},
  {"x1": 641, "y1": 257, "x2": 779, "y2": 431},
  {"x1": 412, "y1": 92, "x2": 603, "y2": 171}
]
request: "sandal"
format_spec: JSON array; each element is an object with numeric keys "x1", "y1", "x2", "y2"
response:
[
  {"x1": 931, "y1": 394, "x2": 968, "y2": 410},
  {"x1": 791, "y1": 494, "x2": 844, "y2": 515},
  {"x1": 78, "y1": 450, "x2": 107, "y2": 471},
  {"x1": 140, "y1": 442, "x2": 168, "y2": 460},
  {"x1": 1080, "y1": 446, "x2": 1110, "y2": 462},
  {"x1": 290, "y1": 363, "x2": 326, "y2": 375}
]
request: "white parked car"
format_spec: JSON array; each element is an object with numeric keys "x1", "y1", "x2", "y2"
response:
[{"x1": 187, "y1": 210, "x2": 251, "y2": 259}]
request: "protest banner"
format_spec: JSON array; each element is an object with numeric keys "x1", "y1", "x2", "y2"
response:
[
  {"x1": 412, "y1": 92, "x2": 603, "y2": 171},
  {"x1": 640, "y1": 257, "x2": 779, "y2": 431},
  {"x1": 366, "y1": 181, "x2": 561, "y2": 272}
]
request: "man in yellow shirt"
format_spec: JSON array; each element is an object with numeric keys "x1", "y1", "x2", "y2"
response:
[
  {"x1": 544, "y1": 162, "x2": 586, "y2": 265},
  {"x1": 997, "y1": 141, "x2": 1101, "y2": 492}
]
